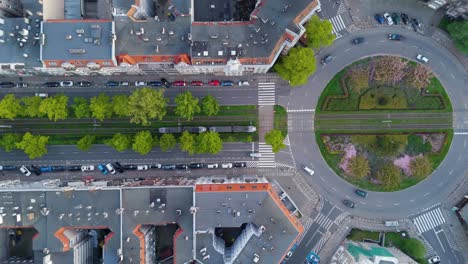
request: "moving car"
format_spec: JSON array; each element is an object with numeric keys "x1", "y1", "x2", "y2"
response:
[
  {"x1": 137, "y1": 165, "x2": 149, "y2": 170},
  {"x1": 416, "y1": 54, "x2": 428, "y2": 63},
  {"x1": 355, "y1": 189, "x2": 368, "y2": 198},
  {"x1": 374, "y1": 14, "x2": 385, "y2": 24},
  {"x1": 81, "y1": 165, "x2": 95, "y2": 172},
  {"x1": 20, "y1": 166, "x2": 31, "y2": 176},
  {"x1": 135, "y1": 81, "x2": 146, "y2": 86},
  {"x1": 209, "y1": 80, "x2": 220, "y2": 86},
  {"x1": 234, "y1": 162, "x2": 246, "y2": 168},
  {"x1": 148, "y1": 81, "x2": 162, "y2": 87},
  {"x1": 303, "y1": 166, "x2": 315, "y2": 176},
  {"x1": 105, "y1": 163, "x2": 116, "y2": 174},
  {"x1": 221, "y1": 80, "x2": 234, "y2": 86},
  {"x1": 35, "y1": 93, "x2": 48, "y2": 98},
  {"x1": 77, "y1": 81, "x2": 92, "y2": 87},
  {"x1": 427, "y1": 256, "x2": 440, "y2": 264},
  {"x1": 238, "y1": 80, "x2": 250, "y2": 86},
  {"x1": 221, "y1": 163, "x2": 233, "y2": 169},
  {"x1": 0, "y1": 82, "x2": 15, "y2": 88},
  {"x1": 190, "y1": 80, "x2": 204, "y2": 86},
  {"x1": 190, "y1": 163, "x2": 203, "y2": 169},
  {"x1": 388, "y1": 33, "x2": 403, "y2": 41},
  {"x1": 98, "y1": 164, "x2": 108, "y2": 175},
  {"x1": 114, "y1": 162, "x2": 124, "y2": 173},
  {"x1": 343, "y1": 199, "x2": 356, "y2": 208},
  {"x1": 161, "y1": 78, "x2": 171, "y2": 88},
  {"x1": 60, "y1": 81, "x2": 73, "y2": 87},
  {"x1": 351, "y1": 37, "x2": 364, "y2": 44},
  {"x1": 173, "y1": 80, "x2": 187, "y2": 86},
  {"x1": 383, "y1": 12, "x2": 393, "y2": 25},
  {"x1": 320, "y1": 55, "x2": 332, "y2": 65}
]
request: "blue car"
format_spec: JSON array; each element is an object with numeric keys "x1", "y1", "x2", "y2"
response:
[
  {"x1": 40, "y1": 166, "x2": 53, "y2": 172},
  {"x1": 306, "y1": 251, "x2": 320, "y2": 264},
  {"x1": 106, "y1": 81, "x2": 119, "y2": 87},
  {"x1": 98, "y1": 164, "x2": 108, "y2": 175},
  {"x1": 221, "y1": 80, "x2": 234, "y2": 86},
  {"x1": 148, "y1": 81, "x2": 162, "y2": 87},
  {"x1": 374, "y1": 14, "x2": 385, "y2": 24}
]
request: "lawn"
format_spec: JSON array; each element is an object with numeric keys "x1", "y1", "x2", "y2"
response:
[
  {"x1": 274, "y1": 105, "x2": 288, "y2": 137},
  {"x1": 346, "y1": 229, "x2": 380, "y2": 242}
]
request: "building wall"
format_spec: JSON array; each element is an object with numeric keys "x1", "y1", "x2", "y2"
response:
[{"x1": 73, "y1": 236, "x2": 93, "y2": 264}]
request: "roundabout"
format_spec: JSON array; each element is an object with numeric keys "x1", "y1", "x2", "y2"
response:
[{"x1": 284, "y1": 26, "x2": 468, "y2": 219}]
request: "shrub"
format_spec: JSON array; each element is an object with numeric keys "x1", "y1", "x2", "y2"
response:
[{"x1": 406, "y1": 134, "x2": 432, "y2": 155}]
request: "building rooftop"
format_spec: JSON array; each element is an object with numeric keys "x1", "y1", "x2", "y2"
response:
[{"x1": 41, "y1": 20, "x2": 115, "y2": 62}]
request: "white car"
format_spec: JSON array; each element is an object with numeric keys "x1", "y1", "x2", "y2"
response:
[
  {"x1": 416, "y1": 54, "x2": 429, "y2": 63},
  {"x1": 35, "y1": 93, "x2": 48, "y2": 98},
  {"x1": 20, "y1": 166, "x2": 31, "y2": 176},
  {"x1": 238, "y1": 80, "x2": 250, "y2": 86},
  {"x1": 221, "y1": 163, "x2": 233, "y2": 169},
  {"x1": 60, "y1": 81, "x2": 74, "y2": 87},
  {"x1": 137, "y1": 165, "x2": 149, "y2": 170},
  {"x1": 105, "y1": 163, "x2": 116, "y2": 174},
  {"x1": 81, "y1": 165, "x2": 95, "y2": 172},
  {"x1": 135, "y1": 81, "x2": 146, "y2": 86},
  {"x1": 383, "y1": 13, "x2": 394, "y2": 25},
  {"x1": 303, "y1": 166, "x2": 315, "y2": 176},
  {"x1": 428, "y1": 256, "x2": 440, "y2": 264},
  {"x1": 206, "y1": 163, "x2": 218, "y2": 169},
  {"x1": 120, "y1": 81, "x2": 129, "y2": 86}
]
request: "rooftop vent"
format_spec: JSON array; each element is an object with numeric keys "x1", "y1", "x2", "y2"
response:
[
  {"x1": 76, "y1": 29, "x2": 85, "y2": 34},
  {"x1": 203, "y1": 51, "x2": 208, "y2": 56},
  {"x1": 69, "y1": 49, "x2": 86, "y2": 54},
  {"x1": 230, "y1": 50, "x2": 236, "y2": 56},
  {"x1": 66, "y1": 35, "x2": 72, "y2": 40},
  {"x1": 218, "y1": 50, "x2": 223, "y2": 56}
]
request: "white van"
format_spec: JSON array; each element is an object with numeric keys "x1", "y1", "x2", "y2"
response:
[{"x1": 303, "y1": 166, "x2": 314, "y2": 176}]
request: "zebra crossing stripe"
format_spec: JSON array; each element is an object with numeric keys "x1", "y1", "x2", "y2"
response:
[
  {"x1": 258, "y1": 143, "x2": 276, "y2": 168},
  {"x1": 413, "y1": 207, "x2": 446, "y2": 233},
  {"x1": 258, "y1": 82, "x2": 275, "y2": 106},
  {"x1": 329, "y1": 15, "x2": 346, "y2": 34},
  {"x1": 287, "y1": 109, "x2": 315, "y2": 113},
  {"x1": 315, "y1": 213, "x2": 334, "y2": 230},
  {"x1": 337, "y1": 1, "x2": 347, "y2": 14}
]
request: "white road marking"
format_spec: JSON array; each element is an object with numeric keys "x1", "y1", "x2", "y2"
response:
[{"x1": 449, "y1": 169, "x2": 454, "y2": 175}]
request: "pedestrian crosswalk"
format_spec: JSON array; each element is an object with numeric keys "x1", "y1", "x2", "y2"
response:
[
  {"x1": 337, "y1": 1, "x2": 347, "y2": 15},
  {"x1": 314, "y1": 213, "x2": 335, "y2": 230},
  {"x1": 257, "y1": 143, "x2": 275, "y2": 168},
  {"x1": 329, "y1": 14, "x2": 346, "y2": 38},
  {"x1": 312, "y1": 231, "x2": 331, "y2": 253},
  {"x1": 258, "y1": 82, "x2": 275, "y2": 106},
  {"x1": 245, "y1": 161, "x2": 258, "y2": 168},
  {"x1": 286, "y1": 108, "x2": 315, "y2": 113},
  {"x1": 412, "y1": 207, "x2": 446, "y2": 234}
]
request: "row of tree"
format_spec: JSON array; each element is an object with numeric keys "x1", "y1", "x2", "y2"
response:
[
  {"x1": 445, "y1": 19, "x2": 468, "y2": 55},
  {"x1": 0, "y1": 89, "x2": 220, "y2": 125}
]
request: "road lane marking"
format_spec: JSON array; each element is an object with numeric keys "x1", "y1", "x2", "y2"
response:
[
  {"x1": 436, "y1": 231, "x2": 446, "y2": 252},
  {"x1": 393, "y1": 203, "x2": 400, "y2": 205},
  {"x1": 410, "y1": 199, "x2": 415, "y2": 202},
  {"x1": 424, "y1": 192, "x2": 430, "y2": 196},
  {"x1": 376, "y1": 204, "x2": 382, "y2": 207},
  {"x1": 449, "y1": 169, "x2": 454, "y2": 175},
  {"x1": 344, "y1": 48, "x2": 350, "y2": 52}
]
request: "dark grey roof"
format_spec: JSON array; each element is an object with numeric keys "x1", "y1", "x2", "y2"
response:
[
  {"x1": 41, "y1": 21, "x2": 114, "y2": 61},
  {"x1": 0, "y1": 18, "x2": 42, "y2": 66}
]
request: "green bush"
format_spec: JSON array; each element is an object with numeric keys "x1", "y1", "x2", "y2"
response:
[{"x1": 406, "y1": 134, "x2": 432, "y2": 155}]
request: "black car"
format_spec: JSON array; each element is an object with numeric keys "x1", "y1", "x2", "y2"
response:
[
  {"x1": 149, "y1": 164, "x2": 162, "y2": 169},
  {"x1": 123, "y1": 164, "x2": 138, "y2": 170},
  {"x1": 106, "y1": 81, "x2": 119, "y2": 87},
  {"x1": 388, "y1": 34, "x2": 403, "y2": 41},
  {"x1": 51, "y1": 166, "x2": 66, "y2": 172},
  {"x1": 401, "y1": 13, "x2": 409, "y2": 25},
  {"x1": 68, "y1": 165, "x2": 82, "y2": 171},
  {"x1": 351, "y1": 37, "x2": 364, "y2": 44},
  {"x1": 343, "y1": 199, "x2": 355, "y2": 208},
  {"x1": 320, "y1": 55, "x2": 332, "y2": 65},
  {"x1": 148, "y1": 81, "x2": 162, "y2": 87},
  {"x1": 78, "y1": 81, "x2": 92, "y2": 87},
  {"x1": 30, "y1": 165, "x2": 42, "y2": 176},
  {"x1": 190, "y1": 163, "x2": 203, "y2": 169},
  {"x1": 233, "y1": 162, "x2": 247, "y2": 168},
  {"x1": 0, "y1": 165, "x2": 18, "y2": 171},
  {"x1": 410, "y1": 18, "x2": 420, "y2": 32},
  {"x1": 114, "y1": 162, "x2": 125, "y2": 173},
  {"x1": 162, "y1": 164, "x2": 176, "y2": 170},
  {"x1": 176, "y1": 164, "x2": 188, "y2": 170},
  {"x1": 44, "y1": 82, "x2": 60, "y2": 87},
  {"x1": 161, "y1": 78, "x2": 171, "y2": 88},
  {"x1": 0, "y1": 82, "x2": 15, "y2": 88}
]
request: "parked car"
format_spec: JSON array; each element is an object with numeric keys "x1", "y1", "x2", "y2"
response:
[
  {"x1": 123, "y1": 164, "x2": 138, "y2": 170},
  {"x1": 388, "y1": 33, "x2": 403, "y2": 41},
  {"x1": 150, "y1": 164, "x2": 162, "y2": 169},
  {"x1": 113, "y1": 162, "x2": 124, "y2": 173},
  {"x1": 209, "y1": 80, "x2": 220, "y2": 86},
  {"x1": 20, "y1": 166, "x2": 31, "y2": 176},
  {"x1": 35, "y1": 93, "x2": 48, "y2": 98},
  {"x1": 321, "y1": 55, "x2": 332, "y2": 65},
  {"x1": 411, "y1": 18, "x2": 420, "y2": 32},
  {"x1": 45, "y1": 82, "x2": 60, "y2": 87},
  {"x1": 190, "y1": 163, "x2": 203, "y2": 169},
  {"x1": 40, "y1": 166, "x2": 53, "y2": 172},
  {"x1": 401, "y1": 13, "x2": 409, "y2": 25},
  {"x1": 173, "y1": 80, "x2": 187, "y2": 86},
  {"x1": 16, "y1": 83, "x2": 27, "y2": 88},
  {"x1": 234, "y1": 162, "x2": 247, "y2": 168},
  {"x1": 355, "y1": 189, "x2": 368, "y2": 198},
  {"x1": 135, "y1": 81, "x2": 146, "y2": 86},
  {"x1": 0, "y1": 165, "x2": 17, "y2": 171},
  {"x1": 238, "y1": 80, "x2": 250, "y2": 86},
  {"x1": 0, "y1": 82, "x2": 15, "y2": 88},
  {"x1": 162, "y1": 164, "x2": 176, "y2": 170},
  {"x1": 383, "y1": 13, "x2": 394, "y2": 25},
  {"x1": 416, "y1": 54, "x2": 429, "y2": 63},
  {"x1": 120, "y1": 81, "x2": 130, "y2": 86},
  {"x1": 51, "y1": 166, "x2": 66, "y2": 172},
  {"x1": 391, "y1": 13, "x2": 400, "y2": 24},
  {"x1": 68, "y1": 165, "x2": 82, "y2": 171},
  {"x1": 137, "y1": 165, "x2": 149, "y2": 170},
  {"x1": 343, "y1": 199, "x2": 356, "y2": 208},
  {"x1": 161, "y1": 78, "x2": 171, "y2": 88},
  {"x1": 221, "y1": 80, "x2": 234, "y2": 86},
  {"x1": 106, "y1": 81, "x2": 119, "y2": 87},
  {"x1": 303, "y1": 166, "x2": 315, "y2": 176},
  {"x1": 30, "y1": 165, "x2": 41, "y2": 175},
  {"x1": 98, "y1": 164, "x2": 108, "y2": 175},
  {"x1": 81, "y1": 165, "x2": 95, "y2": 172},
  {"x1": 427, "y1": 256, "x2": 440, "y2": 264},
  {"x1": 78, "y1": 81, "x2": 92, "y2": 87},
  {"x1": 190, "y1": 80, "x2": 204, "y2": 86},
  {"x1": 351, "y1": 37, "x2": 364, "y2": 44},
  {"x1": 206, "y1": 163, "x2": 218, "y2": 169},
  {"x1": 60, "y1": 81, "x2": 73, "y2": 87},
  {"x1": 105, "y1": 163, "x2": 116, "y2": 174},
  {"x1": 148, "y1": 81, "x2": 162, "y2": 87},
  {"x1": 374, "y1": 14, "x2": 385, "y2": 24},
  {"x1": 176, "y1": 164, "x2": 189, "y2": 170},
  {"x1": 221, "y1": 163, "x2": 233, "y2": 169}
]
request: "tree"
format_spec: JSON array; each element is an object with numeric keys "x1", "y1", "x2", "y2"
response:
[
  {"x1": 132, "y1": 131, "x2": 153, "y2": 155},
  {"x1": 71, "y1": 97, "x2": 91, "y2": 118},
  {"x1": 375, "y1": 135, "x2": 407, "y2": 155},
  {"x1": 447, "y1": 20, "x2": 468, "y2": 54},
  {"x1": 179, "y1": 131, "x2": 196, "y2": 155},
  {"x1": 201, "y1": 95, "x2": 220, "y2": 116},
  {"x1": 21, "y1": 96, "x2": 45, "y2": 118},
  {"x1": 410, "y1": 156, "x2": 432, "y2": 178},
  {"x1": 112, "y1": 95, "x2": 130, "y2": 117},
  {"x1": 347, "y1": 155, "x2": 370, "y2": 179},
  {"x1": 159, "y1": 133, "x2": 176, "y2": 152},
  {"x1": 377, "y1": 164, "x2": 402, "y2": 190},
  {"x1": 265, "y1": 129, "x2": 286, "y2": 153},
  {"x1": 406, "y1": 134, "x2": 432, "y2": 155},
  {"x1": 0, "y1": 94, "x2": 22, "y2": 120},
  {"x1": 305, "y1": 15, "x2": 335, "y2": 48},
  {"x1": 175, "y1": 91, "x2": 201, "y2": 121},
  {"x1": 0, "y1": 133, "x2": 22, "y2": 152},
  {"x1": 106, "y1": 133, "x2": 131, "y2": 152},
  {"x1": 274, "y1": 47, "x2": 317, "y2": 86},
  {"x1": 90, "y1": 93, "x2": 113, "y2": 121},
  {"x1": 128, "y1": 88, "x2": 167, "y2": 126},
  {"x1": 16, "y1": 132, "x2": 49, "y2": 159},
  {"x1": 372, "y1": 56, "x2": 408, "y2": 84},
  {"x1": 76, "y1": 135, "x2": 95, "y2": 151},
  {"x1": 406, "y1": 64, "x2": 433, "y2": 89},
  {"x1": 196, "y1": 132, "x2": 223, "y2": 154},
  {"x1": 38, "y1": 94, "x2": 69, "y2": 121}
]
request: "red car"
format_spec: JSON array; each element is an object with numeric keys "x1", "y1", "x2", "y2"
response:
[
  {"x1": 209, "y1": 80, "x2": 220, "y2": 86},
  {"x1": 173, "y1": 81, "x2": 187, "y2": 86},
  {"x1": 191, "y1": 80, "x2": 204, "y2": 86}
]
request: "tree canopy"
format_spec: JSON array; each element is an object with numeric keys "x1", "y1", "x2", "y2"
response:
[
  {"x1": 447, "y1": 20, "x2": 468, "y2": 54},
  {"x1": 196, "y1": 132, "x2": 223, "y2": 154},
  {"x1": 274, "y1": 47, "x2": 317, "y2": 86},
  {"x1": 22, "y1": 96, "x2": 45, "y2": 118},
  {"x1": 159, "y1": 133, "x2": 176, "y2": 152},
  {"x1": 410, "y1": 156, "x2": 432, "y2": 178},
  {"x1": 347, "y1": 155, "x2": 370, "y2": 179},
  {"x1": 265, "y1": 129, "x2": 286, "y2": 153},
  {"x1": 0, "y1": 133, "x2": 22, "y2": 152},
  {"x1": 72, "y1": 97, "x2": 91, "y2": 118},
  {"x1": 112, "y1": 95, "x2": 130, "y2": 117},
  {"x1": 38, "y1": 94, "x2": 69, "y2": 121},
  {"x1": 305, "y1": 15, "x2": 335, "y2": 49},
  {"x1": 16, "y1": 132, "x2": 49, "y2": 159},
  {"x1": 76, "y1": 135, "x2": 95, "y2": 151},
  {"x1": 0, "y1": 94, "x2": 22, "y2": 120},
  {"x1": 377, "y1": 164, "x2": 402, "y2": 190},
  {"x1": 175, "y1": 91, "x2": 201, "y2": 121},
  {"x1": 128, "y1": 88, "x2": 167, "y2": 126},
  {"x1": 106, "y1": 133, "x2": 131, "y2": 152},
  {"x1": 132, "y1": 131, "x2": 153, "y2": 155},
  {"x1": 90, "y1": 93, "x2": 113, "y2": 121},
  {"x1": 201, "y1": 95, "x2": 220, "y2": 116},
  {"x1": 179, "y1": 131, "x2": 196, "y2": 155}
]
